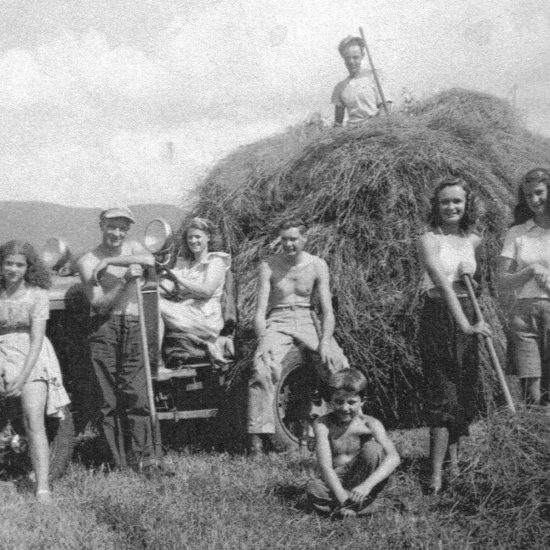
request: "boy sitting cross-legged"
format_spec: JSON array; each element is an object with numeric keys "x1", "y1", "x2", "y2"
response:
[{"x1": 306, "y1": 369, "x2": 400, "y2": 518}]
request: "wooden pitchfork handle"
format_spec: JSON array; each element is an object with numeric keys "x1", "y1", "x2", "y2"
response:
[
  {"x1": 461, "y1": 274, "x2": 516, "y2": 413},
  {"x1": 359, "y1": 26, "x2": 390, "y2": 116},
  {"x1": 134, "y1": 277, "x2": 159, "y2": 456}
]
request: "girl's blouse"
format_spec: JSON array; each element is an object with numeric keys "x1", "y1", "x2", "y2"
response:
[
  {"x1": 421, "y1": 231, "x2": 477, "y2": 293},
  {"x1": 172, "y1": 252, "x2": 230, "y2": 316},
  {"x1": 500, "y1": 218, "x2": 550, "y2": 299},
  {"x1": 0, "y1": 285, "x2": 50, "y2": 331}
]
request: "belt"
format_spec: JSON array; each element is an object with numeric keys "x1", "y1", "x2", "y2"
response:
[{"x1": 268, "y1": 304, "x2": 312, "y2": 314}]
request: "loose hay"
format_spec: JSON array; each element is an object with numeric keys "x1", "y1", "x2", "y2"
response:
[{"x1": 189, "y1": 88, "x2": 550, "y2": 425}]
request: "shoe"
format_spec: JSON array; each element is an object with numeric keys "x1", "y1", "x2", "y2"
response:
[{"x1": 247, "y1": 434, "x2": 264, "y2": 456}]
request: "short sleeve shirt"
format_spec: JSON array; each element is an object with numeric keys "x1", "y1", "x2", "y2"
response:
[
  {"x1": 500, "y1": 219, "x2": 550, "y2": 298},
  {"x1": 0, "y1": 286, "x2": 50, "y2": 331},
  {"x1": 331, "y1": 70, "x2": 381, "y2": 126}
]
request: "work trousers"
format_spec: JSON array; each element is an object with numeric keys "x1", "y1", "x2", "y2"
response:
[{"x1": 89, "y1": 314, "x2": 157, "y2": 469}]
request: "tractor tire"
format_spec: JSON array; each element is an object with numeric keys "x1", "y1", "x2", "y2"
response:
[{"x1": 271, "y1": 347, "x2": 326, "y2": 452}]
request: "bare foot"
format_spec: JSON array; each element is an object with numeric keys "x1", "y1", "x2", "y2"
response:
[
  {"x1": 428, "y1": 474, "x2": 442, "y2": 495},
  {"x1": 337, "y1": 507, "x2": 357, "y2": 519},
  {"x1": 36, "y1": 490, "x2": 53, "y2": 504}
]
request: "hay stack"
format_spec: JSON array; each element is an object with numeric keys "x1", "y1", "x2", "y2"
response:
[{"x1": 190, "y1": 89, "x2": 550, "y2": 425}]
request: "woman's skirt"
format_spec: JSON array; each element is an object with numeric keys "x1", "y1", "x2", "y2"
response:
[
  {"x1": 0, "y1": 332, "x2": 70, "y2": 418},
  {"x1": 419, "y1": 295, "x2": 480, "y2": 437}
]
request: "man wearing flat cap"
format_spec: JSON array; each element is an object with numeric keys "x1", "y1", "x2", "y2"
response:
[
  {"x1": 332, "y1": 35, "x2": 391, "y2": 127},
  {"x1": 78, "y1": 206, "x2": 159, "y2": 472}
]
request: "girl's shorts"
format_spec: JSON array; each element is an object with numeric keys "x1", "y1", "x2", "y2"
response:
[{"x1": 511, "y1": 298, "x2": 550, "y2": 378}]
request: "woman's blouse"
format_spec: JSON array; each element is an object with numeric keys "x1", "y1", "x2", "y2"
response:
[
  {"x1": 171, "y1": 252, "x2": 230, "y2": 318},
  {"x1": 0, "y1": 285, "x2": 49, "y2": 332},
  {"x1": 500, "y1": 219, "x2": 550, "y2": 299},
  {"x1": 421, "y1": 231, "x2": 477, "y2": 293}
]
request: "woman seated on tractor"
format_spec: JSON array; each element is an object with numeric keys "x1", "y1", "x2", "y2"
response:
[{"x1": 159, "y1": 217, "x2": 233, "y2": 368}]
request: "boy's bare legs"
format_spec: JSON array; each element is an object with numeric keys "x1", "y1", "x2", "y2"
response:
[{"x1": 429, "y1": 427, "x2": 448, "y2": 494}]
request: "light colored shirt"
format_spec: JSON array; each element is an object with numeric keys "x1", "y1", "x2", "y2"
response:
[
  {"x1": 421, "y1": 232, "x2": 477, "y2": 293},
  {"x1": 500, "y1": 219, "x2": 550, "y2": 299},
  {"x1": 331, "y1": 70, "x2": 381, "y2": 126},
  {"x1": 0, "y1": 285, "x2": 49, "y2": 330}
]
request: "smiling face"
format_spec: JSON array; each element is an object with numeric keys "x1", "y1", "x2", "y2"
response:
[
  {"x1": 342, "y1": 44, "x2": 364, "y2": 77},
  {"x1": 437, "y1": 184, "x2": 467, "y2": 228},
  {"x1": 330, "y1": 389, "x2": 364, "y2": 424},
  {"x1": 522, "y1": 180, "x2": 549, "y2": 219},
  {"x1": 100, "y1": 217, "x2": 131, "y2": 250},
  {"x1": 279, "y1": 227, "x2": 306, "y2": 257},
  {"x1": 186, "y1": 228, "x2": 210, "y2": 258},
  {"x1": 1, "y1": 253, "x2": 27, "y2": 286}
]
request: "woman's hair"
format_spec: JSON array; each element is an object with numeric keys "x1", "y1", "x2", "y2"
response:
[
  {"x1": 512, "y1": 168, "x2": 550, "y2": 226},
  {"x1": 328, "y1": 369, "x2": 367, "y2": 398},
  {"x1": 427, "y1": 176, "x2": 480, "y2": 231},
  {"x1": 338, "y1": 36, "x2": 365, "y2": 57},
  {"x1": 0, "y1": 240, "x2": 51, "y2": 289},
  {"x1": 180, "y1": 217, "x2": 223, "y2": 260}
]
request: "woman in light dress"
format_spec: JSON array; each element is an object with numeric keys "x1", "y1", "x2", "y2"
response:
[
  {"x1": 159, "y1": 218, "x2": 231, "y2": 365},
  {"x1": 0, "y1": 241, "x2": 69, "y2": 502}
]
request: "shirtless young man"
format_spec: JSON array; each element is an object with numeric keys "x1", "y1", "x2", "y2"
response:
[
  {"x1": 247, "y1": 218, "x2": 349, "y2": 454},
  {"x1": 78, "y1": 207, "x2": 158, "y2": 472},
  {"x1": 306, "y1": 369, "x2": 400, "y2": 517}
]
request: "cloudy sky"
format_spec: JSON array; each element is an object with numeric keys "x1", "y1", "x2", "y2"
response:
[{"x1": 0, "y1": 0, "x2": 549, "y2": 207}]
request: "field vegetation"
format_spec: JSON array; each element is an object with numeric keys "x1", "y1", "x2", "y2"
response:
[{"x1": 1, "y1": 410, "x2": 548, "y2": 549}]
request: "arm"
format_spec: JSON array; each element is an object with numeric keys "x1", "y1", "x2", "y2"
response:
[
  {"x1": 253, "y1": 261, "x2": 272, "y2": 339},
  {"x1": 5, "y1": 317, "x2": 46, "y2": 397},
  {"x1": 348, "y1": 417, "x2": 400, "y2": 504},
  {"x1": 496, "y1": 257, "x2": 545, "y2": 292},
  {"x1": 314, "y1": 419, "x2": 349, "y2": 506},
  {"x1": 418, "y1": 233, "x2": 489, "y2": 336},
  {"x1": 316, "y1": 259, "x2": 336, "y2": 362},
  {"x1": 92, "y1": 241, "x2": 154, "y2": 282},
  {"x1": 78, "y1": 255, "x2": 135, "y2": 314},
  {"x1": 5, "y1": 292, "x2": 48, "y2": 397},
  {"x1": 334, "y1": 105, "x2": 345, "y2": 127},
  {"x1": 168, "y1": 257, "x2": 226, "y2": 299}
]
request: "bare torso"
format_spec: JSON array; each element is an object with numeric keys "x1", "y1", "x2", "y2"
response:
[
  {"x1": 321, "y1": 412, "x2": 373, "y2": 467},
  {"x1": 80, "y1": 241, "x2": 139, "y2": 316},
  {"x1": 267, "y1": 252, "x2": 320, "y2": 309}
]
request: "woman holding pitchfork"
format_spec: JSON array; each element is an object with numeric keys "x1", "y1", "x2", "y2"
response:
[{"x1": 417, "y1": 177, "x2": 491, "y2": 494}]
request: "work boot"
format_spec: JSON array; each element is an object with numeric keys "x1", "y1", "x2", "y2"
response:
[{"x1": 247, "y1": 434, "x2": 264, "y2": 456}]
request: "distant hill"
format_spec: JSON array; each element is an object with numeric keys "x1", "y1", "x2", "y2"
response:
[{"x1": 0, "y1": 201, "x2": 185, "y2": 255}]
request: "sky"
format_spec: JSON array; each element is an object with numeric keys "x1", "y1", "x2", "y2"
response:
[{"x1": 0, "y1": 0, "x2": 549, "y2": 207}]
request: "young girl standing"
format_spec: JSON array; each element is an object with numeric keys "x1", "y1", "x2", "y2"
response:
[
  {"x1": 418, "y1": 177, "x2": 491, "y2": 494},
  {"x1": 497, "y1": 168, "x2": 550, "y2": 406},
  {"x1": 0, "y1": 241, "x2": 69, "y2": 502}
]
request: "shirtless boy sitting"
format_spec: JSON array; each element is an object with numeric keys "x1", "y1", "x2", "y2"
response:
[
  {"x1": 307, "y1": 369, "x2": 400, "y2": 517},
  {"x1": 247, "y1": 218, "x2": 349, "y2": 454}
]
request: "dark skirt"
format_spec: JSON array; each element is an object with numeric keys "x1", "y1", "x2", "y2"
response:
[{"x1": 419, "y1": 295, "x2": 480, "y2": 437}]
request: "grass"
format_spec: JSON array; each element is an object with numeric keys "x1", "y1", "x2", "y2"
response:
[{"x1": 1, "y1": 410, "x2": 548, "y2": 549}]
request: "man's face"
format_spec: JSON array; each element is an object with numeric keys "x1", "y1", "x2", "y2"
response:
[
  {"x1": 100, "y1": 217, "x2": 131, "y2": 249},
  {"x1": 280, "y1": 227, "x2": 306, "y2": 257},
  {"x1": 342, "y1": 44, "x2": 364, "y2": 77}
]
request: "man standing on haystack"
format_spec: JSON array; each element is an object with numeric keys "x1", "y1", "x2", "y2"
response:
[
  {"x1": 332, "y1": 35, "x2": 391, "y2": 127},
  {"x1": 247, "y1": 218, "x2": 349, "y2": 455}
]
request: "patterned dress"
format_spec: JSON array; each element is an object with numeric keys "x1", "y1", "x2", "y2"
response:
[{"x1": 0, "y1": 285, "x2": 69, "y2": 417}]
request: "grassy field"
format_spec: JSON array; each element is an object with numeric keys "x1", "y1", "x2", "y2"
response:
[{"x1": 0, "y1": 413, "x2": 548, "y2": 550}]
